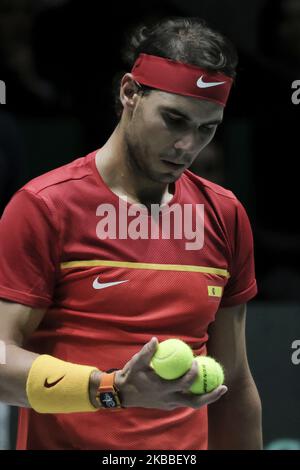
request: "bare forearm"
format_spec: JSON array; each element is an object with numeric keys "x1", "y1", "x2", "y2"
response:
[
  {"x1": 0, "y1": 343, "x2": 39, "y2": 407},
  {"x1": 208, "y1": 379, "x2": 263, "y2": 450}
]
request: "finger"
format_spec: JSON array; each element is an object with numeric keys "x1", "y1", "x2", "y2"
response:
[
  {"x1": 191, "y1": 385, "x2": 228, "y2": 407},
  {"x1": 168, "y1": 359, "x2": 199, "y2": 392},
  {"x1": 122, "y1": 354, "x2": 137, "y2": 375},
  {"x1": 174, "y1": 385, "x2": 228, "y2": 409},
  {"x1": 213, "y1": 385, "x2": 228, "y2": 396},
  {"x1": 130, "y1": 337, "x2": 159, "y2": 371}
]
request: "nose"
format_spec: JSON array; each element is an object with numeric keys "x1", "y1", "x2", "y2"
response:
[{"x1": 174, "y1": 131, "x2": 199, "y2": 153}]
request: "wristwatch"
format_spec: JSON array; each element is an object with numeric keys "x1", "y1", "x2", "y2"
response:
[{"x1": 95, "y1": 370, "x2": 122, "y2": 410}]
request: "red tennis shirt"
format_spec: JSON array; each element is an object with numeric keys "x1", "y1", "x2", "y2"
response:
[{"x1": 0, "y1": 150, "x2": 257, "y2": 449}]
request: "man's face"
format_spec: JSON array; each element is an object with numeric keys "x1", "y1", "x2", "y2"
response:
[{"x1": 124, "y1": 89, "x2": 224, "y2": 184}]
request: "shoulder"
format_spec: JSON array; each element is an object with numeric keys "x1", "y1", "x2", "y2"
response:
[
  {"x1": 180, "y1": 170, "x2": 253, "y2": 253},
  {"x1": 20, "y1": 150, "x2": 96, "y2": 200},
  {"x1": 182, "y1": 169, "x2": 236, "y2": 200},
  {"x1": 181, "y1": 169, "x2": 241, "y2": 214}
]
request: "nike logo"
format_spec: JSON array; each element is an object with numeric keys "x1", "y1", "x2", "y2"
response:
[
  {"x1": 44, "y1": 376, "x2": 65, "y2": 388},
  {"x1": 196, "y1": 75, "x2": 226, "y2": 88},
  {"x1": 92, "y1": 276, "x2": 128, "y2": 290}
]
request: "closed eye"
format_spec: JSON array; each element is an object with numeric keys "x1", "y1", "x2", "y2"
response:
[
  {"x1": 163, "y1": 114, "x2": 218, "y2": 131},
  {"x1": 201, "y1": 124, "x2": 217, "y2": 132},
  {"x1": 165, "y1": 114, "x2": 184, "y2": 123},
  {"x1": 163, "y1": 113, "x2": 219, "y2": 133},
  {"x1": 163, "y1": 114, "x2": 187, "y2": 128}
]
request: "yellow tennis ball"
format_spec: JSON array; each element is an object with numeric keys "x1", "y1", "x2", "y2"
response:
[
  {"x1": 150, "y1": 339, "x2": 194, "y2": 380},
  {"x1": 189, "y1": 356, "x2": 224, "y2": 394}
]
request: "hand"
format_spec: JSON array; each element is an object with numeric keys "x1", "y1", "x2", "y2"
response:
[{"x1": 115, "y1": 337, "x2": 228, "y2": 410}]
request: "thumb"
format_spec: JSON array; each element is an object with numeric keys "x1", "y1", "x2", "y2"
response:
[{"x1": 135, "y1": 337, "x2": 159, "y2": 370}]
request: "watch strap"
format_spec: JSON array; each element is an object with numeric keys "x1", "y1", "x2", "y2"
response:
[{"x1": 96, "y1": 371, "x2": 122, "y2": 410}]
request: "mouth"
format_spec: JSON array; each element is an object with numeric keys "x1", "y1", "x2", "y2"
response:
[{"x1": 161, "y1": 160, "x2": 186, "y2": 170}]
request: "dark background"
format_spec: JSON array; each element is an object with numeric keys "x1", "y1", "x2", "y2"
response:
[{"x1": 0, "y1": 0, "x2": 299, "y2": 449}]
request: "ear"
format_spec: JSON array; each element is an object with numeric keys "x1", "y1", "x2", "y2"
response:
[{"x1": 119, "y1": 73, "x2": 140, "y2": 111}]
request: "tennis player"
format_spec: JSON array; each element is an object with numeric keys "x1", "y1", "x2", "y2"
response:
[{"x1": 0, "y1": 17, "x2": 262, "y2": 449}]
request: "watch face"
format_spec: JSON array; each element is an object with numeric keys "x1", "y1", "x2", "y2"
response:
[{"x1": 100, "y1": 392, "x2": 119, "y2": 408}]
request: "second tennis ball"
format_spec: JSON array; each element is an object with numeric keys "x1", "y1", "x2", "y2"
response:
[
  {"x1": 189, "y1": 356, "x2": 224, "y2": 394},
  {"x1": 150, "y1": 338, "x2": 194, "y2": 379}
]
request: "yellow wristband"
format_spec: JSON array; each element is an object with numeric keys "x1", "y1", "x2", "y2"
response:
[{"x1": 26, "y1": 355, "x2": 99, "y2": 414}]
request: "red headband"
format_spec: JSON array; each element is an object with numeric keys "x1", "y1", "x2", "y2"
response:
[{"x1": 131, "y1": 53, "x2": 233, "y2": 107}]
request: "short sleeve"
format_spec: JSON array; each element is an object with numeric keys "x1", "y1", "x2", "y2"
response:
[
  {"x1": 0, "y1": 189, "x2": 60, "y2": 308},
  {"x1": 220, "y1": 199, "x2": 258, "y2": 307}
]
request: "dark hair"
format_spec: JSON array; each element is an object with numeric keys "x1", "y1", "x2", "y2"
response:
[{"x1": 112, "y1": 16, "x2": 238, "y2": 118}]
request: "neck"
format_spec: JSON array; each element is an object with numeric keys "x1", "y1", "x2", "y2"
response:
[{"x1": 95, "y1": 123, "x2": 174, "y2": 207}]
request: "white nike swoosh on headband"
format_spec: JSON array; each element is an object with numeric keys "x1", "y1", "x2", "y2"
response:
[
  {"x1": 92, "y1": 277, "x2": 128, "y2": 290},
  {"x1": 196, "y1": 75, "x2": 226, "y2": 88}
]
